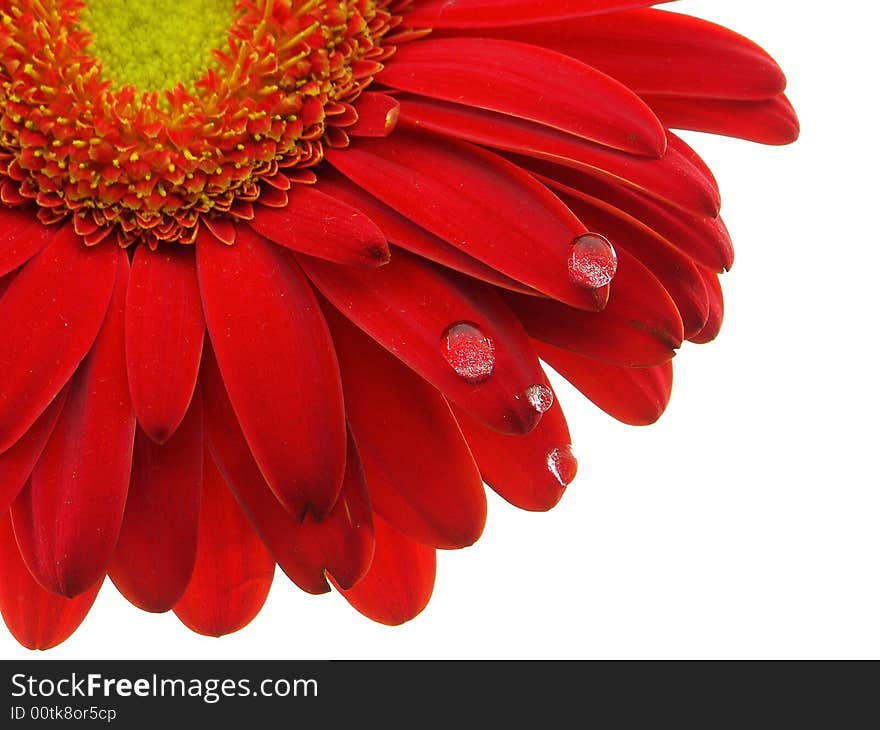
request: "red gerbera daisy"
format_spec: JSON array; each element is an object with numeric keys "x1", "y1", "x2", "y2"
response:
[{"x1": 0, "y1": 0, "x2": 798, "y2": 650}]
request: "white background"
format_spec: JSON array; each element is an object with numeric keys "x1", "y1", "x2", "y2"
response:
[{"x1": 3, "y1": 1, "x2": 878, "y2": 659}]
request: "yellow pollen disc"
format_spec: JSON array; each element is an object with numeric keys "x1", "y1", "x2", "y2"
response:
[
  {"x1": 0, "y1": 0, "x2": 400, "y2": 247},
  {"x1": 79, "y1": 0, "x2": 236, "y2": 92}
]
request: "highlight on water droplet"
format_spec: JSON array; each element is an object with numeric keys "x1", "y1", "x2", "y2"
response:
[
  {"x1": 442, "y1": 322, "x2": 496, "y2": 384},
  {"x1": 525, "y1": 384, "x2": 554, "y2": 414},
  {"x1": 546, "y1": 445, "x2": 578, "y2": 487},
  {"x1": 568, "y1": 232, "x2": 618, "y2": 290}
]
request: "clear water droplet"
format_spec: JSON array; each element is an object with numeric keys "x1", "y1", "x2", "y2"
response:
[
  {"x1": 525, "y1": 384, "x2": 554, "y2": 414},
  {"x1": 547, "y1": 445, "x2": 577, "y2": 487},
  {"x1": 568, "y1": 233, "x2": 618, "y2": 290},
  {"x1": 442, "y1": 322, "x2": 496, "y2": 384}
]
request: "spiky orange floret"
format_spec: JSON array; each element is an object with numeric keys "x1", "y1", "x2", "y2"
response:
[{"x1": 0, "y1": 0, "x2": 405, "y2": 247}]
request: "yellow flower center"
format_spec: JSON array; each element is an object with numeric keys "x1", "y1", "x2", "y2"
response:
[
  {"x1": 0, "y1": 0, "x2": 400, "y2": 248},
  {"x1": 79, "y1": 0, "x2": 236, "y2": 93}
]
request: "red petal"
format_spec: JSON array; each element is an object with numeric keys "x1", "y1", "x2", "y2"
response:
[
  {"x1": 327, "y1": 306, "x2": 486, "y2": 549},
  {"x1": 126, "y1": 245, "x2": 204, "y2": 443},
  {"x1": 109, "y1": 391, "x2": 203, "y2": 613},
  {"x1": 689, "y1": 269, "x2": 725, "y2": 345},
  {"x1": 0, "y1": 268, "x2": 15, "y2": 299},
  {"x1": 337, "y1": 514, "x2": 435, "y2": 626},
  {"x1": 316, "y1": 168, "x2": 535, "y2": 294},
  {"x1": 644, "y1": 94, "x2": 801, "y2": 146},
  {"x1": 0, "y1": 225, "x2": 118, "y2": 453},
  {"x1": 0, "y1": 208, "x2": 54, "y2": 277},
  {"x1": 196, "y1": 226, "x2": 347, "y2": 519},
  {"x1": 506, "y1": 248, "x2": 683, "y2": 367},
  {"x1": 406, "y1": 1, "x2": 669, "y2": 30},
  {"x1": 302, "y1": 248, "x2": 552, "y2": 434},
  {"x1": 538, "y1": 8, "x2": 788, "y2": 100},
  {"x1": 249, "y1": 185, "x2": 390, "y2": 267},
  {"x1": 202, "y1": 350, "x2": 374, "y2": 593},
  {"x1": 291, "y1": 433, "x2": 375, "y2": 590},
  {"x1": 538, "y1": 341, "x2": 674, "y2": 426},
  {"x1": 531, "y1": 159, "x2": 734, "y2": 272},
  {"x1": 453, "y1": 395, "x2": 576, "y2": 512},
  {"x1": 173, "y1": 449, "x2": 275, "y2": 637},
  {"x1": 399, "y1": 95, "x2": 719, "y2": 218},
  {"x1": 668, "y1": 132, "x2": 719, "y2": 199},
  {"x1": 349, "y1": 92, "x2": 400, "y2": 137},
  {"x1": 328, "y1": 128, "x2": 608, "y2": 309},
  {"x1": 379, "y1": 38, "x2": 665, "y2": 156},
  {"x1": 202, "y1": 217, "x2": 237, "y2": 246},
  {"x1": 200, "y1": 350, "x2": 326, "y2": 594},
  {"x1": 560, "y1": 191, "x2": 710, "y2": 340},
  {"x1": 0, "y1": 514, "x2": 100, "y2": 650},
  {"x1": 0, "y1": 390, "x2": 66, "y2": 515},
  {"x1": 522, "y1": 155, "x2": 720, "y2": 225},
  {"x1": 12, "y1": 252, "x2": 134, "y2": 597}
]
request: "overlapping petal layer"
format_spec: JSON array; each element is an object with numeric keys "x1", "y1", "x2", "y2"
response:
[
  {"x1": 197, "y1": 227, "x2": 347, "y2": 520},
  {"x1": 11, "y1": 255, "x2": 134, "y2": 598},
  {"x1": 0, "y1": 0, "x2": 797, "y2": 648}
]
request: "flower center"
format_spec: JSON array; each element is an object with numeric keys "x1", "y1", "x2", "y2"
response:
[
  {"x1": 79, "y1": 0, "x2": 234, "y2": 91},
  {"x1": 79, "y1": 0, "x2": 236, "y2": 93},
  {"x1": 0, "y1": 0, "x2": 399, "y2": 248}
]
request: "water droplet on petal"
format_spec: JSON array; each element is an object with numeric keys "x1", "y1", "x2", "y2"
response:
[
  {"x1": 442, "y1": 322, "x2": 496, "y2": 384},
  {"x1": 568, "y1": 233, "x2": 618, "y2": 290},
  {"x1": 525, "y1": 384, "x2": 554, "y2": 414},
  {"x1": 547, "y1": 445, "x2": 578, "y2": 487}
]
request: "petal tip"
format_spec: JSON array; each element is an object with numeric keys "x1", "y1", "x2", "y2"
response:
[{"x1": 367, "y1": 243, "x2": 392, "y2": 267}]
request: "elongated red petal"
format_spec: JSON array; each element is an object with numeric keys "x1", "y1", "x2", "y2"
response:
[
  {"x1": 349, "y1": 92, "x2": 400, "y2": 137},
  {"x1": 0, "y1": 390, "x2": 66, "y2": 515},
  {"x1": 328, "y1": 128, "x2": 610, "y2": 310},
  {"x1": 337, "y1": 514, "x2": 435, "y2": 626},
  {"x1": 202, "y1": 350, "x2": 373, "y2": 593},
  {"x1": 249, "y1": 185, "x2": 390, "y2": 267},
  {"x1": 316, "y1": 169, "x2": 535, "y2": 294},
  {"x1": 459, "y1": 8, "x2": 785, "y2": 101},
  {"x1": 200, "y1": 350, "x2": 325, "y2": 594},
  {"x1": 0, "y1": 225, "x2": 117, "y2": 453},
  {"x1": 173, "y1": 450, "x2": 275, "y2": 637},
  {"x1": 689, "y1": 269, "x2": 725, "y2": 345},
  {"x1": 109, "y1": 392, "x2": 203, "y2": 613},
  {"x1": 399, "y1": 95, "x2": 719, "y2": 218},
  {"x1": 12, "y1": 251, "x2": 134, "y2": 597},
  {"x1": 538, "y1": 341, "x2": 674, "y2": 426},
  {"x1": 0, "y1": 208, "x2": 54, "y2": 277},
  {"x1": 291, "y1": 433, "x2": 375, "y2": 590},
  {"x1": 379, "y1": 38, "x2": 665, "y2": 156},
  {"x1": 126, "y1": 245, "x2": 204, "y2": 443},
  {"x1": 560, "y1": 191, "x2": 710, "y2": 340},
  {"x1": 539, "y1": 8, "x2": 788, "y2": 100},
  {"x1": 453, "y1": 396, "x2": 576, "y2": 512},
  {"x1": 0, "y1": 514, "x2": 101, "y2": 650},
  {"x1": 644, "y1": 94, "x2": 801, "y2": 146},
  {"x1": 302, "y1": 248, "x2": 552, "y2": 434},
  {"x1": 327, "y1": 305, "x2": 486, "y2": 549},
  {"x1": 668, "y1": 132, "x2": 719, "y2": 198},
  {"x1": 406, "y1": 1, "x2": 669, "y2": 30},
  {"x1": 519, "y1": 130, "x2": 720, "y2": 219},
  {"x1": 506, "y1": 248, "x2": 683, "y2": 367},
  {"x1": 530, "y1": 159, "x2": 734, "y2": 272},
  {"x1": 197, "y1": 226, "x2": 347, "y2": 519}
]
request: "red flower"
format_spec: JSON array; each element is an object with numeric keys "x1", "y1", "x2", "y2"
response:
[{"x1": 0, "y1": 0, "x2": 798, "y2": 650}]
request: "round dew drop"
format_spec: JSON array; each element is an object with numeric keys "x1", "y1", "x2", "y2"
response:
[
  {"x1": 525, "y1": 384, "x2": 554, "y2": 414},
  {"x1": 568, "y1": 233, "x2": 618, "y2": 290},
  {"x1": 442, "y1": 322, "x2": 496, "y2": 384},
  {"x1": 546, "y1": 445, "x2": 578, "y2": 487}
]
